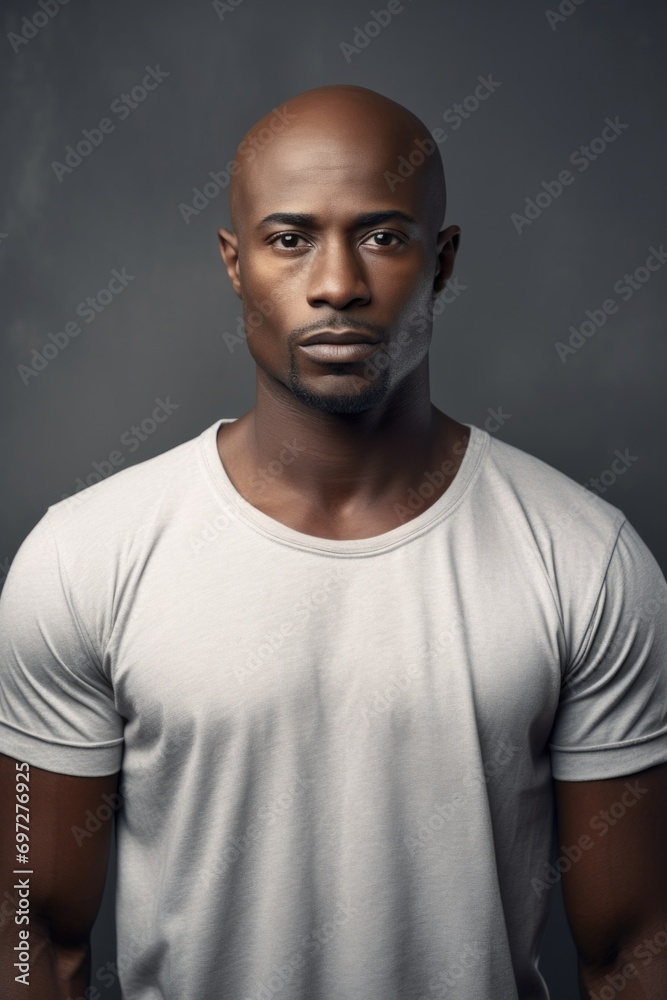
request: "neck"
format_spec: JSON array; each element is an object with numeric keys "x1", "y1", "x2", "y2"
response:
[{"x1": 222, "y1": 360, "x2": 468, "y2": 515}]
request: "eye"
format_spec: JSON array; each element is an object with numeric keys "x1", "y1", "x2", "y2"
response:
[
  {"x1": 268, "y1": 232, "x2": 310, "y2": 251},
  {"x1": 362, "y1": 230, "x2": 403, "y2": 247}
]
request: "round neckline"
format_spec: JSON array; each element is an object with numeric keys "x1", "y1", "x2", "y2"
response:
[{"x1": 199, "y1": 417, "x2": 488, "y2": 556}]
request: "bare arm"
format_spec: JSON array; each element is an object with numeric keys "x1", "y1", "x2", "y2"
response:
[
  {"x1": 0, "y1": 752, "x2": 120, "y2": 999},
  {"x1": 554, "y1": 761, "x2": 667, "y2": 999}
]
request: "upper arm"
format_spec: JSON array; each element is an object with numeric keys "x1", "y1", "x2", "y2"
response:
[
  {"x1": 549, "y1": 518, "x2": 667, "y2": 783},
  {"x1": 0, "y1": 752, "x2": 120, "y2": 947},
  {"x1": 0, "y1": 510, "x2": 125, "y2": 994},
  {"x1": 0, "y1": 511, "x2": 124, "y2": 777},
  {"x1": 554, "y1": 761, "x2": 667, "y2": 970},
  {"x1": 546, "y1": 513, "x2": 667, "y2": 970},
  {"x1": 0, "y1": 512, "x2": 124, "y2": 988}
]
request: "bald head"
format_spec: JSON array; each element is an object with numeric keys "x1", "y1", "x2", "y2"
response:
[{"x1": 228, "y1": 85, "x2": 446, "y2": 242}]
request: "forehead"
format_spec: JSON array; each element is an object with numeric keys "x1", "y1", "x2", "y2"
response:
[{"x1": 237, "y1": 120, "x2": 434, "y2": 224}]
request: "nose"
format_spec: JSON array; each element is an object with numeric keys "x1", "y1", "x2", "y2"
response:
[{"x1": 306, "y1": 239, "x2": 371, "y2": 310}]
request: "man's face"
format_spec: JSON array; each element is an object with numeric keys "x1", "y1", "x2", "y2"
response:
[{"x1": 219, "y1": 116, "x2": 459, "y2": 415}]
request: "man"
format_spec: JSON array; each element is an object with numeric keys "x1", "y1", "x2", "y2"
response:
[{"x1": 1, "y1": 84, "x2": 666, "y2": 1000}]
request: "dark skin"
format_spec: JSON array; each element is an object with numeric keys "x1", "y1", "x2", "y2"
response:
[
  {"x1": 216, "y1": 84, "x2": 467, "y2": 540},
  {"x1": 216, "y1": 84, "x2": 667, "y2": 995},
  {"x1": 0, "y1": 754, "x2": 119, "y2": 998},
  {"x1": 555, "y1": 765, "x2": 667, "y2": 998},
  {"x1": 0, "y1": 86, "x2": 665, "y2": 998}
]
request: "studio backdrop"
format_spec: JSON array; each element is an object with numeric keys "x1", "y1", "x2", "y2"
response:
[{"x1": 1, "y1": 1, "x2": 666, "y2": 997}]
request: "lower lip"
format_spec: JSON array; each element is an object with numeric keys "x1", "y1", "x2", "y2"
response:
[{"x1": 298, "y1": 342, "x2": 380, "y2": 363}]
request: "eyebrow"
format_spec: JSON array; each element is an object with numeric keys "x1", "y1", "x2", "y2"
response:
[{"x1": 255, "y1": 210, "x2": 419, "y2": 232}]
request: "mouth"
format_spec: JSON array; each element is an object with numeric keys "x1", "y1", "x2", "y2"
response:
[
  {"x1": 300, "y1": 329, "x2": 381, "y2": 346},
  {"x1": 298, "y1": 342, "x2": 381, "y2": 363},
  {"x1": 298, "y1": 329, "x2": 382, "y2": 363}
]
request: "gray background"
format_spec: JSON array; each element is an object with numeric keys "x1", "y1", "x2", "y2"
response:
[{"x1": 1, "y1": 0, "x2": 666, "y2": 996}]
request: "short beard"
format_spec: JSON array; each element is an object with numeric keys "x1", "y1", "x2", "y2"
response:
[{"x1": 287, "y1": 354, "x2": 392, "y2": 414}]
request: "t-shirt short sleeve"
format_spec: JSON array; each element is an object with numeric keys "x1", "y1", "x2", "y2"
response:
[
  {"x1": 0, "y1": 510, "x2": 123, "y2": 776},
  {"x1": 549, "y1": 517, "x2": 667, "y2": 781}
]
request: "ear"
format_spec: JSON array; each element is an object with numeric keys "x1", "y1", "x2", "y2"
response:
[
  {"x1": 217, "y1": 227, "x2": 242, "y2": 299},
  {"x1": 433, "y1": 225, "x2": 461, "y2": 296}
]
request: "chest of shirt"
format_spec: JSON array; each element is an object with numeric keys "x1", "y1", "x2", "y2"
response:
[{"x1": 104, "y1": 525, "x2": 565, "y2": 766}]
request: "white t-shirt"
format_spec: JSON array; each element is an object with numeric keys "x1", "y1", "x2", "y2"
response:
[{"x1": 1, "y1": 418, "x2": 667, "y2": 1000}]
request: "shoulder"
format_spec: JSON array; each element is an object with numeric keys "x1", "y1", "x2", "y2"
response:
[
  {"x1": 44, "y1": 421, "x2": 214, "y2": 560},
  {"x1": 467, "y1": 429, "x2": 634, "y2": 638},
  {"x1": 3, "y1": 422, "x2": 219, "y2": 657},
  {"x1": 476, "y1": 429, "x2": 627, "y2": 556}
]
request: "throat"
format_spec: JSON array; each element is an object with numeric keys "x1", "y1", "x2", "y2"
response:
[{"x1": 215, "y1": 412, "x2": 470, "y2": 541}]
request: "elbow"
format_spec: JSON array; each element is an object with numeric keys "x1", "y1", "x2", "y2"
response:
[{"x1": 578, "y1": 917, "x2": 667, "y2": 996}]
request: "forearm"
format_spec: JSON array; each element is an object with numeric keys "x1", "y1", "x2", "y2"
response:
[
  {"x1": 578, "y1": 927, "x2": 667, "y2": 999},
  {"x1": 0, "y1": 756, "x2": 117, "y2": 999},
  {"x1": 0, "y1": 921, "x2": 91, "y2": 999}
]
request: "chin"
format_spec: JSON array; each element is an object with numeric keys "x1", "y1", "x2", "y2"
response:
[{"x1": 288, "y1": 376, "x2": 389, "y2": 415}]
